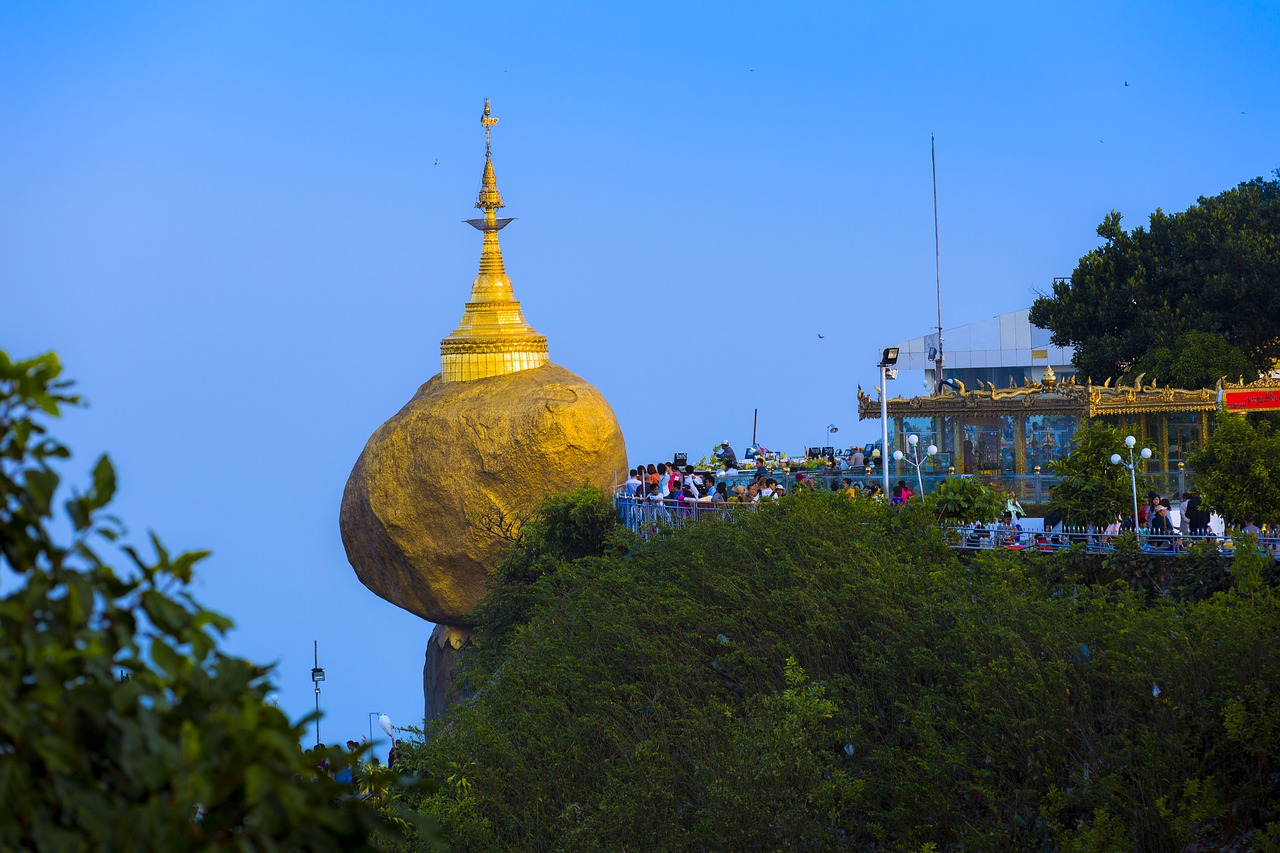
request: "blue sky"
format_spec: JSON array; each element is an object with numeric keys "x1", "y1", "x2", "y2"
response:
[{"x1": 4, "y1": 1, "x2": 1278, "y2": 753}]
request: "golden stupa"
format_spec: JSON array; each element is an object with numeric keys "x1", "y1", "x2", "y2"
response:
[
  {"x1": 340, "y1": 100, "x2": 628, "y2": 633},
  {"x1": 439, "y1": 99, "x2": 549, "y2": 382}
]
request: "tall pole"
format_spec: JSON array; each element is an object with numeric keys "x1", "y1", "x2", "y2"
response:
[
  {"x1": 752, "y1": 408, "x2": 758, "y2": 446},
  {"x1": 313, "y1": 640, "x2": 321, "y2": 748},
  {"x1": 880, "y1": 366, "x2": 891, "y2": 495},
  {"x1": 931, "y1": 134, "x2": 944, "y2": 396}
]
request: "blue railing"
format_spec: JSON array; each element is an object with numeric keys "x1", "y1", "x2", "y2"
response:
[
  {"x1": 612, "y1": 495, "x2": 1280, "y2": 559},
  {"x1": 615, "y1": 496, "x2": 758, "y2": 541},
  {"x1": 940, "y1": 525, "x2": 1279, "y2": 557}
]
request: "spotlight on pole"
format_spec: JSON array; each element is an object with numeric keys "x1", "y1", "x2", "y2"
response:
[{"x1": 311, "y1": 641, "x2": 326, "y2": 748}]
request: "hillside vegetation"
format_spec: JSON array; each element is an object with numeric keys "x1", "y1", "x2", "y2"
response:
[{"x1": 400, "y1": 487, "x2": 1280, "y2": 851}]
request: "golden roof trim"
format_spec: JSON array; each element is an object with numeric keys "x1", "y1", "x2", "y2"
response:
[{"x1": 857, "y1": 374, "x2": 1221, "y2": 420}]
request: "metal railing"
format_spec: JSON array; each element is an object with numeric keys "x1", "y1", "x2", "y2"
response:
[
  {"x1": 612, "y1": 495, "x2": 1279, "y2": 560},
  {"x1": 615, "y1": 496, "x2": 758, "y2": 541},
  {"x1": 942, "y1": 525, "x2": 1280, "y2": 558}
]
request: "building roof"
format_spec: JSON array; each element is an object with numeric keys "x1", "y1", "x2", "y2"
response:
[
  {"x1": 894, "y1": 307, "x2": 1074, "y2": 373},
  {"x1": 857, "y1": 371, "x2": 1222, "y2": 421}
]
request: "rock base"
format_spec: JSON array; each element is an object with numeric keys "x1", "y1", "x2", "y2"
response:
[{"x1": 424, "y1": 623, "x2": 474, "y2": 722}]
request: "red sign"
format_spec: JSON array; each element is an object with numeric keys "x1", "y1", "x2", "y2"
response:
[{"x1": 1222, "y1": 389, "x2": 1280, "y2": 411}]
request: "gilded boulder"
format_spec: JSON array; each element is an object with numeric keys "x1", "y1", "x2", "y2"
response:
[{"x1": 339, "y1": 363, "x2": 627, "y2": 626}]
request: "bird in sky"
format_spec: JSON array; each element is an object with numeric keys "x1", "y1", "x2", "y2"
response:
[
  {"x1": 817, "y1": 334, "x2": 825, "y2": 339},
  {"x1": 434, "y1": 159, "x2": 440, "y2": 165},
  {"x1": 1125, "y1": 81, "x2": 1129, "y2": 86}
]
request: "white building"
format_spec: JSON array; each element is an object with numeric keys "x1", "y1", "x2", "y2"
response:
[{"x1": 893, "y1": 307, "x2": 1076, "y2": 394}]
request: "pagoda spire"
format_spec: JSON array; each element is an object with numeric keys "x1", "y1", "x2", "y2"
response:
[{"x1": 439, "y1": 99, "x2": 549, "y2": 383}]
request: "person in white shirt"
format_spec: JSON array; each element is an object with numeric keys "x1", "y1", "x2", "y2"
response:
[
  {"x1": 757, "y1": 478, "x2": 778, "y2": 501},
  {"x1": 850, "y1": 447, "x2": 865, "y2": 468},
  {"x1": 625, "y1": 469, "x2": 643, "y2": 496}
]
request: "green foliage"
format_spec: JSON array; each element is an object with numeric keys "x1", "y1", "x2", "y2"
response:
[
  {"x1": 1187, "y1": 409, "x2": 1280, "y2": 526},
  {"x1": 466, "y1": 485, "x2": 631, "y2": 666},
  {"x1": 1125, "y1": 330, "x2": 1258, "y2": 390},
  {"x1": 924, "y1": 475, "x2": 1008, "y2": 523},
  {"x1": 1030, "y1": 176, "x2": 1280, "y2": 383},
  {"x1": 401, "y1": 486, "x2": 1280, "y2": 851},
  {"x1": 0, "y1": 351, "x2": 434, "y2": 849},
  {"x1": 1048, "y1": 419, "x2": 1144, "y2": 527}
]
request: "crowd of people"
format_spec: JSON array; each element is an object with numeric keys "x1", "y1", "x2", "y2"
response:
[
  {"x1": 621, "y1": 441, "x2": 912, "y2": 509},
  {"x1": 619, "y1": 442, "x2": 1278, "y2": 557}
]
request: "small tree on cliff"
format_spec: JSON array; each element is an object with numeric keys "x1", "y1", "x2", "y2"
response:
[
  {"x1": 1187, "y1": 409, "x2": 1280, "y2": 527},
  {"x1": 1047, "y1": 419, "x2": 1142, "y2": 527},
  {"x1": 0, "y1": 351, "x2": 432, "y2": 849}
]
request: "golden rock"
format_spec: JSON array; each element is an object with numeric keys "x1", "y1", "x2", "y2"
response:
[
  {"x1": 340, "y1": 363, "x2": 625, "y2": 624},
  {"x1": 340, "y1": 100, "x2": 627, "y2": 627}
]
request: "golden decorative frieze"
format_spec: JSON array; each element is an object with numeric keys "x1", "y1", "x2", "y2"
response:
[
  {"x1": 857, "y1": 373, "x2": 1221, "y2": 421},
  {"x1": 1220, "y1": 374, "x2": 1280, "y2": 390}
]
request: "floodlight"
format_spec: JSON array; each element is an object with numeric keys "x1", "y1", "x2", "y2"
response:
[{"x1": 880, "y1": 347, "x2": 900, "y2": 366}]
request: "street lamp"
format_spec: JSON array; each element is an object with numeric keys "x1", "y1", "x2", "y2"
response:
[
  {"x1": 826, "y1": 424, "x2": 838, "y2": 454},
  {"x1": 311, "y1": 640, "x2": 325, "y2": 748},
  {"x1": 368, "y1": 711, "x2": 382, "y2": 761},
  {"x1": 878, "y1": 347, "x2": 899, "y2": 495},
  {"x1": 892, "y1": 434, "x2": 938, "y2": 496},
  {"x1": 1110, "y1": 434, "x2": 1152, "y2": 532}
]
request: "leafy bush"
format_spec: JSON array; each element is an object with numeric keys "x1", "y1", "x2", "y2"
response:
[
  {"x1": 924, "y1": 475, "x2": 1008, "y2": 524},
  {"x1": 0, "y1": 351, "x2": 434, "y2": 849}
]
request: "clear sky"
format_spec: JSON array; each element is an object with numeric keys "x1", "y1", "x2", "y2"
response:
[{"x1": 4, "y1": 2, "x2": 1278, "y2": 754}]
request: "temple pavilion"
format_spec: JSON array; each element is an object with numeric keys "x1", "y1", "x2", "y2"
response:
[{"x1": 856, "y1": 370, "x2": 1280, "y2": 477}]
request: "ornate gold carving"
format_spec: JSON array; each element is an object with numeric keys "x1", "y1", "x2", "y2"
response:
[
  {"x1": 858, "y1": 372, "x2": 1222, "y2": 421},
  {"x1": 1221, "y1": 374, "x2": 1280, "y2": 390}
]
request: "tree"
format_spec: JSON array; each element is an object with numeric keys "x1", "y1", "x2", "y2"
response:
[
  {"x1": 1127, "y1": 330, "x2": 1258, "y2": 390},
  {"x1": 1047, "y1": 419, "x2": 1144, "y2": 527},
  {"x1": 0, "y1": 350, "x2": 431, "y2": 849},
  {"x1": 1030, "y1": 175, "x2": 1280, "y2": 385},
  {"x1": 1187, "y1": 408, "x2": 1280, "y2": 527}
]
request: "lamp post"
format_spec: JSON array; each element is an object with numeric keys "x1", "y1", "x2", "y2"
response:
[
  {"x1": 311, "y1": 641, "x2": 325, "y2": 748},
  {"x1": 892, "y1": 434, "x2": 938, "y2": 496},
  {"x1": 878, "y1": 347, "x2": 899, "y2": 495},
  {"x1": 826, "y1": 424, "x2": 838, "y2": 454},
  {"x1": 368, "y1": 711, "x2": 382, "y2": 761},
  {"x1": 1110, "y1": 435, "x2": 1152, "y2": 531}
]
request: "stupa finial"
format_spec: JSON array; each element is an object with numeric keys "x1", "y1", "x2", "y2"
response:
[
  {"x1": 440, "y1": 100, "x2": 548, "y2": 383},
  {"x1": 476, "y1": 99, "x2": 503, "y2": 213}
]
